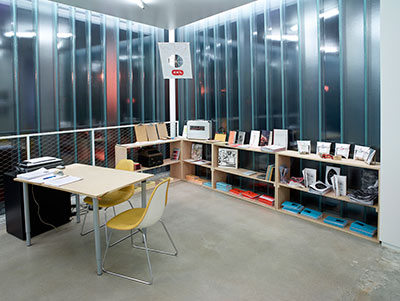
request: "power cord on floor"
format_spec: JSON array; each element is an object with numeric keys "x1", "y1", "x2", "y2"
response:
[{"x1": 31, "y1": 185, "x2": 57, "y2": 230}]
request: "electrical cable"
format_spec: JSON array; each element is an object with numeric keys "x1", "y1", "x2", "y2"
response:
[{"x1": 31, "y1": 185, "x2": 57, "y2": 230}]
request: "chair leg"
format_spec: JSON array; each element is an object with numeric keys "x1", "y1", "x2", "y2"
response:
[
  {"x1": 80, "y1": 207, "x2": 106, "y2": 236},
  {"x1": 132, "y1": 220, "x2": 178, "y2": 256},
  {"x1": 102, "y1": 229, "x2": 153, "y2": 285},
  {"x1": 128, "y1": 201, "x2": 134, "y2": 209}
]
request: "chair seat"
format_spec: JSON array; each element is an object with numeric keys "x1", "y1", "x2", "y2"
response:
[
  {"x1": 83, "y1": 186, "x2": 133, "y2": 208},
  {"x1": 106, "y1": 208, "x2": 146, "y2": 231}
]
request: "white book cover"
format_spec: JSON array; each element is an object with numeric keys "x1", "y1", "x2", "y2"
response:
[
  {"x1": 273, "y1": 129, "x2": 288, "y2": 149},
  {"x1": 249, "y1": 130, "x2": 260, "y2": 147}
]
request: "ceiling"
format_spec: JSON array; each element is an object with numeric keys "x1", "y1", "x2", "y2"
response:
[{"x1": 51, "y1": 0, "x2": 258, "y2": 29}]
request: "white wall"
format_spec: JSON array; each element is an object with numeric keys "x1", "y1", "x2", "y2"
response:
[{"x1": 380, "y1": 0, "x2": 400, "y2": 249}]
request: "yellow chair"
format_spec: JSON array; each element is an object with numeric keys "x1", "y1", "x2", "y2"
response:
[
  {"x1": 80, "y1": 159, "x2": 135, "y2": 236},
  {"x1": 102, "y1": 178, "x2": 178, "y2": 285}
]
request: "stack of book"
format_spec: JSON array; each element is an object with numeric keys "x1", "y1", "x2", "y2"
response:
[
  {"x1": 242, "y1": 191, "x2": 260, "y2": 199},
  {"x1": 203, "y1": 181, "x2": 212, "y2": 188},
  {"x1": 281, "y1": 201, "x2": 304, "y2": 214},
  {"x1": 323, "y1": 216, "x2": 348, "y2": 228},
  {"x1": 216, "y1": 182, "x2": 233, "y2": 192},
  {"x1": 229, "y1": 188, "x2": 245, "y2": 195},
  {"x1": 349, "y1": 221, "x2": 377, "y2": 237},
  {"x1": 265, "y1": 164, "x2": 275, "y2": 181},
  {"x1": 300, "y1": 208, "x2": 323, "y2": 220},
  {"x1": 185, "y1": 174, "x2": 208, "y2": 185},
  {"x1": 258, "y1": 195, "x2": 274, "y2": 206}
]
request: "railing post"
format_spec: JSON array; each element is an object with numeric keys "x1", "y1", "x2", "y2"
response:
[
  {"x1": 91, "y1": 130, "x2": 95, "y2": 166},
  {"x1": 26, "y1": 136, "x2": 30, "y2": 160}
]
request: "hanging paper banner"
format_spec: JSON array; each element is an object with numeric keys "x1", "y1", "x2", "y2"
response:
[{"x1": 158, "y1": 42, "x2": 193, "y2": 79}]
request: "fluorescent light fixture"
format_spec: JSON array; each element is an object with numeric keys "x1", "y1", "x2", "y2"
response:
[
  {"x1": 266, "y1": 34, "x2": 298, "y2": 42},
  {"x1": 4, "y1": 31, "x2": 36, "y2": 38},
  {"x1": 57, "y1": 32, "x2": 73, "y2": 38},
  {"x1": 319, "y1": 8, "x2": 339, "y2": 19},
  {"x1": 133, "y1": 0, "x2": 145, "y2": 9},
  {"x1": 320, "y1": 46, "x2": 339, "y2": 53},
  {"x1": 290, "y1": 24, "x2": 298, "y2": 32}
]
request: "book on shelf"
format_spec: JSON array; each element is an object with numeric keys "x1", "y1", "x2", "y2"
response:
[
  {"x1": 288, "y1": 177, "x2": 305, "y2": 188},
  {"x1": 237, "y1": 131, "x2": 246, "y2": 145},
  {"x1": 300, "y1": 208, "x2": 323, "y2": 220},
  {"x1": 258, "y1": 194, "x2": 275, "y2": 206},
  {"x1": 260, "y1": 130, "x2": 270, "y2": 146},
  {"x1": 261, "y1": 145, "x2": 286, "y2": 152},
  {"x1": 214, "y1": 133, "x2": 226, "y2": 142},
  {"x1": 309, "y1": 181, "x2": 332, "y2": 195},
  {"x1": 242, "y1": 191, "x2": 260, "y2": 199},
  {"x1": 229, "y1": 188, "x2": 245, "y2": 195},
  {"x1": 266, "y1": 164, "x2": 275, "y2": 181},
  {"x1": 279, "y1": 165, "x2": 289, "y2": 183},
  {"x1": 171, "y1": 148, "x2": 180, "y2": 160},
  {"x1": 302, "y1": 168, "x2": 317, "y2": 188},
  {"x1": 325, "y1": 166, "x2": 340, "y2": 187},
  {"x1": 332, "y1": 175, "x2": 347, "y2": 197},
  {"x1": 272, "y1": 129, "x2": 288, "y2": 150},
  {"x1": 228, "y1": 131, "x2": 237, "y2": 145},
  {"x1": 191, "y1": 143, "x2": 203, "y2": 161},
  {"x1": 243, "y1": 170, "x2": 257, "y2": 176},
  {"x1": 349, "y1": 221, "x2": 377, "y2": 237},
  {"x1": 324, "y1": 216, "x2": 348, "y2": 228},
  {"x1": 249, "y1": 130, "x2": 260, "y2": 147},
  {"x1": 216, "y1": 182, "x2": 232, "y2": 192},
  {"x1": 281, "y1": 201, "x2": 304, "y2": 214},
  {"x1": 218, "y1": 148, "x2": 238, "y2": 168}
]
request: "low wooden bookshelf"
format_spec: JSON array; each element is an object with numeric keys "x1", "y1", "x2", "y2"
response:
[{"x1": 115, "y1": 138, "x2": 380, "y2": 243}]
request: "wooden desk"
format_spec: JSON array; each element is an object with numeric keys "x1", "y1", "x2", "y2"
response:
[{"x1": 15, "y1": 163, "x2": 153, "y2": 275}]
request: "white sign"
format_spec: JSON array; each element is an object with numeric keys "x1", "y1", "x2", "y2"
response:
[{"x1": 158, "y1": 42, "x2": 192, "y2": 79}]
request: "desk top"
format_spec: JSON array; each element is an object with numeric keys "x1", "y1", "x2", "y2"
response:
[{"x1": 14, "y1": 163, "x2": 153, "y2": 198}]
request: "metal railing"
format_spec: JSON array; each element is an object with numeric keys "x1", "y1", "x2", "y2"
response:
[{"x1": 0, "y1": 121, "x2": 178, "y2": 206}]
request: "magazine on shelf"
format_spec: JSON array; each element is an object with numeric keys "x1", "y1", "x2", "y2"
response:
[
  {"x1": 191, "y1": 144, "x2": 203, "y2": 161},
  {"x1": 332, "y1": 175, "x2": 347, "y2": 197},
  {"x1": 302, "y1": 168, "x2": 317, "y2": 188},
  {"x1": 237, "y1": 132, "x2": 246, "y2": 145},
  {"x1": 228, "y1": 131, "x2": 237, "y2": 144},
  {"x1": 325, "y1": 166, "x2": 340, "y2": 187},
  {"x1": 260, "y1": 130, "x2": 270, "y2": 146},
  {"x1": 218, "y1": 148, "x2": 238, "y2": 168},
  {"x1": 172, "y1": 148, "x2": 180, "y2": 160},
  {"x1": 249, "y1": 130, "x2": 261, "y2": 147},
  {"x1": 309, "y1": 181, "x2": 332, "y2": 195}
]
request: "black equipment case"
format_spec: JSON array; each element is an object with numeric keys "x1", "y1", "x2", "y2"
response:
[{"x1": 138, "y1": 148, "x2": 163, "y2": 168}]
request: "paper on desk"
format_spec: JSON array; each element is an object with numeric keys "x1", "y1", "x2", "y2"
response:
[
  {"x1": 44, "y1": 175, "x2": 82, "y2": 187},
  {"x1": 30, "y1": 174, "x2": 64, "y2": 184},
  {"x1": 16, "y1": 168, "x2": 51, "y2": 180}
]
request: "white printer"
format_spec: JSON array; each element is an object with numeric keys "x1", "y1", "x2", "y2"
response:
[{"x1": 187, "y1": 120, "x2": 212, "y2": 140}]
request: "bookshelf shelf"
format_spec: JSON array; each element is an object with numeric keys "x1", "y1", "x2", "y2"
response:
[
  {"x1": 138, "y1": 159, "x2": 181, "y2": 172},
  {"x1": 278, "y1": 183, "x2": 378, "y2": 211},
  {"x1": 183, "y1": 159, "x2": 212, "y2": 169},
  {"x1": 277, "y1": 208, "x2": 378, "y2": 243},
  {"x1": 214, "y1": 167, "x2": 275, "y2": 185},
  {"x1": 214, "y1": 189, "x2": 275, "y2": 211}
]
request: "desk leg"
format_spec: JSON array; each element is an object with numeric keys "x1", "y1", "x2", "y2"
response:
[
  {"x1": 75, "y1": 194, "x2": 80, "y2": 223},
  {"x1": 22, "y1": 183, "x2": 31, "y2": 247},
  {"x1": 141, "y1": 180, "x2": 147, "y2": 238},
  {"x1": 92, "y1": 198, "x2": 102, "y2": 276}
]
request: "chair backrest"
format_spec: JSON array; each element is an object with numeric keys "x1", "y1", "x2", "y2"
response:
[
  {"x1": 116, "y1": 159, "x2": 134, "y2": 171},
  {"x1": 138, "y1": 178, "x2": 170, "y2": 229},
  {"x1": 116, "y1": 159, "x2": 135, "y2": 196}
]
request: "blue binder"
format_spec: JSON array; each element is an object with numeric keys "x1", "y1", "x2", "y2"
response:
[
  {"x1": 349, "y1": 221, "x2": 377, "y2": 237},
  {"x1": 324, "y1": 216, "x2": 348, "y2": 228},
  {"x1": 300, "y1": 208, "x2": 323, "y2": 220}
]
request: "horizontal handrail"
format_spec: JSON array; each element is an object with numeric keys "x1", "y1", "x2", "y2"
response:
[{"x1": 0, "y1": 121, "x2": 176, "y2": 140}]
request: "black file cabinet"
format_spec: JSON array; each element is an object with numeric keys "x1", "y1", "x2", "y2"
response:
[{"x1": 4, "y1": 172, "x2": 72, "y2": 240}]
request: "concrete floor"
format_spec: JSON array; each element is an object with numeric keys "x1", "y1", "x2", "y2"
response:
[{"x1": 0, "y1": 181, "x2": 399, "y2": 301}]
